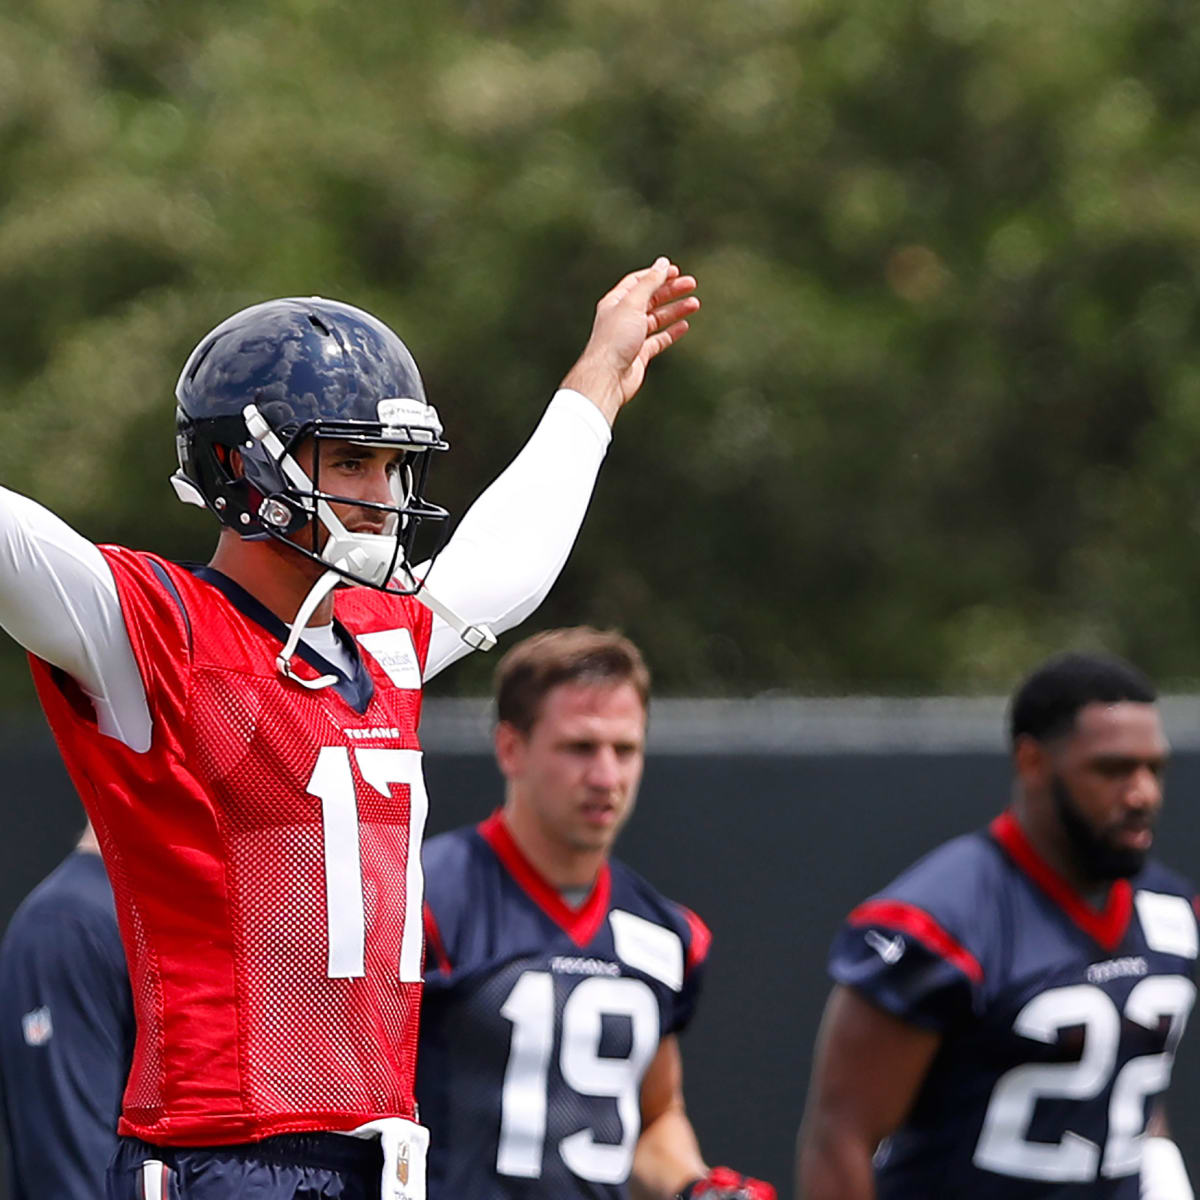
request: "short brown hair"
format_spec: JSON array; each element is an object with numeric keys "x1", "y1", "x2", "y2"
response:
[{"x1": 494, "y1": 627, "x2": 651, "y2": 734}]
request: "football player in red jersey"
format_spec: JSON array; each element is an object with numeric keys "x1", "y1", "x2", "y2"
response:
[
  {"x1": 0, "y1": 259, "x2": 697, "y2": 1200},
  {"x1": 419, "y1": 627, "x2": 775, "y2": 1200}
]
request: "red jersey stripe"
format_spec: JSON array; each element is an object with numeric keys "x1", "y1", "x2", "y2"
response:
[
  {"x1": 989, "y1": 810, "x2": 1132, "y2": 952},
  {"x1": 423, "y1": 902, "x2": 452, "y2": 974},
  {"x1": 849, "y1": 898, "x2": 984, "y2": 984},
  {"x1": 680, "y1": 905, "x2": 712, "y2": 974},
  {"x1": 478, "y1": 811, "x2": 612, "y2": 947}
]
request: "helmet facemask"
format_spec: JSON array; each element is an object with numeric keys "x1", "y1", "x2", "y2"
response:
[{"x1": 238, "y1": 401, "x2": 451, "y2": 595}]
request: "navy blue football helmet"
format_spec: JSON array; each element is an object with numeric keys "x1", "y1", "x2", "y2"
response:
[{"x1": 172, "y1": 296, "x2": 449, "y2": 593}]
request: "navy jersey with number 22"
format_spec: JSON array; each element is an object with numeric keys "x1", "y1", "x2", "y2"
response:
[
  {"x1": 418, "y1": 812, "x2": 710, "y2": 1199},
  {"x1": 829, "y1": 811, "x2": 1198, "y2": 1198}
]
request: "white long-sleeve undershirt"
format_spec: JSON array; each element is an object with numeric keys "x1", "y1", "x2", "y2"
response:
[{"x1": 0, "y1": 388, "x2": 611, "y2": 752}]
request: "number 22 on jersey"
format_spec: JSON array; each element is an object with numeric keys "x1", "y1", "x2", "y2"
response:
[{"x1": 974, "y1": 977, "x2": 1195, "y2": 1182}]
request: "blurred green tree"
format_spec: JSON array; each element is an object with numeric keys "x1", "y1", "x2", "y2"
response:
[{"x1": 3, "y1": 0, "x2": 1200, "y2": 708}]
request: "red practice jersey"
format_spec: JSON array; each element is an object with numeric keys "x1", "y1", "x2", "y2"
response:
[{"x1": 30, "y1": 549, "x2": 434, "y2": 1145}]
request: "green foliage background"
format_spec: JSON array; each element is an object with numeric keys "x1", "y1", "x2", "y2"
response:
[{"x1": 3, "y1": 0, "x2": 1200, "y2": 704}]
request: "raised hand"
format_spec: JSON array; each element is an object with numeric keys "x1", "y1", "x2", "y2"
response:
[{"x1": 561, "y1": 257, "x2": 699, "y2": 425}]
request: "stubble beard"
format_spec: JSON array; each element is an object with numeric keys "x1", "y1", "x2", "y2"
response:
[{"x1": 1051, "y1": 775, "x2": 1148, "y2": 882}]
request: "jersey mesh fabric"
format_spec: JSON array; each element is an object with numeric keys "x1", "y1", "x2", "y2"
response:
[
  {"x1": 106, "y1": 845, "x2": 165, "y2": 1120},
  {"x1": 189, "y1": 669, "x2": 424, "y2": 1120},
  {"x1": 30, "y1": 549, "x2": 432, "y2": 1143}
]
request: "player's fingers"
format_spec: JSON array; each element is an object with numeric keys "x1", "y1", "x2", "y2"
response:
[
  {"x1": 641, "y1": 318, "x2": 691, "y2": 362},
  {"x1": 599, "y1": 260, "x2": 670, "y2": 309},
  {"x1": 648, "y1": 273, "x2": 698, "y2": 310},
  {"x1": 610, "y1": 256, "x2": 676, "y2": 311},
  {"x1": 648, "y1": 295, "x2": 701, "y2": 333}
]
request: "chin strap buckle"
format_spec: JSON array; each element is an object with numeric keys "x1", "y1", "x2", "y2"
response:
[
  {"x1": 460, "y1": 623, "x2": 497, "y2": 651},
  {"x1": 393, "y1": 564, "x2": 497, "y2": 652}
]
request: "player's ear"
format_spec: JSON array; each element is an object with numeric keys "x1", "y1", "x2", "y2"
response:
[
  {"x1": 1013, "y1": 733, "x2": 1051, "y2": 788},
  {"x1": 493, "y1": 721, "x2": 527, "y2": 779}
]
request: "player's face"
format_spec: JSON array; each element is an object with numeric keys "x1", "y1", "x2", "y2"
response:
[
  {"x1": 504, "y1": 680, "x2": 646, "y2": 857},
  {"x1": 1048, "y1": 701, "x2": 1168, "y2": 881},
  {"x1": 265, "y1": 437, "x2": 409, "y2": 557}
]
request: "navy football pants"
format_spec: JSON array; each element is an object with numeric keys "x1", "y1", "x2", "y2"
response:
[{"x1": 107, "y1": 1132, "x2": 385, "y2": 1199}]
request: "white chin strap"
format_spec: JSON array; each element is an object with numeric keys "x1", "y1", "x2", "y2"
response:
[
  {"x1": 276, "y1": 570, "x2": 342, "y2": 689},
  {"x1": 391, "y1": 561, "x2": 497, "y2": 652},
  {"x1": 243, "y1": 405, "x2": 496, "y2": 689}
]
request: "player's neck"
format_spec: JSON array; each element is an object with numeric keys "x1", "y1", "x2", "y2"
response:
[
  {"x1": 1011, "y1": 800, "x2": 1116, "y2": 903},
  {"x1": 500, "y1": 805, "x2": 606, "y2": 891},
  {"x1": 208, "y1": 531, "x2": 335, "y2": 627}
]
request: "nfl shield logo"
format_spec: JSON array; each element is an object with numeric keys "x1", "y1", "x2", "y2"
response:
[
  {"x1": 396, "y1": 1140, "x2": 410, "y2": 1185},
  {"x1": 21, "y1": 1005, "x2": 52, "y2": 1046}
]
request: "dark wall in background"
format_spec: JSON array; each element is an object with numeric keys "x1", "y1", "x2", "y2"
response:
[{"x1": 3, "y1": 729, "x2": 1199, "y2": 1197}]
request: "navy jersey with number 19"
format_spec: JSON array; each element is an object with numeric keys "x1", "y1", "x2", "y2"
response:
[
  {"x1": 417, "y1": 812, "x2": 710, "y2": 1199},
  {"x1": 829, "y1": 810, "x2": 1198, "y2": 1198}
]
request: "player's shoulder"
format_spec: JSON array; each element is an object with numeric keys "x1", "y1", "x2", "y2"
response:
[
  {"x1": 96, "y1": 549, "x2": 215, "y2": 636},
  {"x1": 97, "y1": 544, "x2": 162, "y2": 569},
  {"x1": 95, "y1": 546, "x2": 172, "y2": 600},
  {"x1": 335, "y1": 585, "x2": 431, "y2": 636},
  {"x1": 832, "y1": 831, "x2": 1004, "y2": 1028},
  {"x1": 422, "y1": 823, "x2": 497, "y2": 911},
  {"x1": 1130, "y1": 858, "x2": 1199, "y2": 962},
  {"x1": 6, "y1": 852, "x2": 115, "y2": 927},
  {"x1": 424, "y1": 819, "x2": 531, "y2": 976},
  {"x1": 99, "y1": 546, "x2": 191, "y2": 590},
  {"x1": 424, "y1": 823, "x2": 486, "y2": 873},
  {"x1": 844, "y1": 827, "x2": 1017, "y2": 974},
  {"x1": 335, "y1": 585, "x2": 434, "y2": 671},
  {"x1": 870, "y1": 828, "x2": 1009, "y2": 919},
  {"x1": 606, "y1": 857, "x2": 712, "y2": 969},
  {"x1": 607, "y1": 856, "x2": 696, "y2": 934},
  {"x1": 0, "y1": 853, "x2": 121, "y2": 969},
  {"x1": 1134, "y1": 856, "x2": 1197, "y2": 902}
]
